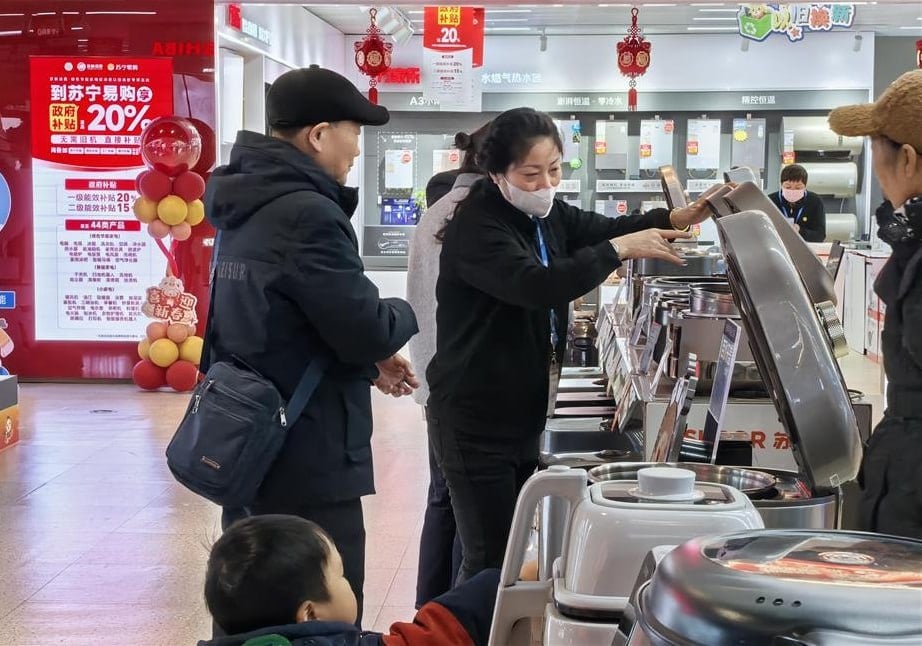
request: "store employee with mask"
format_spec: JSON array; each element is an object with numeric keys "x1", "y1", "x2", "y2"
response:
[
  {"x1": 767, "y1": 164, "x2": 827, "y2": 242},
  {"x1": 426, "y1": 107, "x2": 717, "y2": 584}
]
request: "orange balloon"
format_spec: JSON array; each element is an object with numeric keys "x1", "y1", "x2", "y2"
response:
[
  {"x1": 146, "y1": 321, "x2": 168, "y2": 341},
  {"x1": 166, "y1": 323, "x2": 190, "y2": 344},
  {"x1": 171, "y1": 222, "x2": 192, "y2": 241},
  {"x1": 148, "y1": 219, "x2": 171, "y2": 239}
]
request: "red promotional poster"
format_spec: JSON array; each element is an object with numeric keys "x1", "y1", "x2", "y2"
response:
[
  {"x1": 422, "y1": 6, "x2": 484, "y2": 111},
  {"x1": 423, "y1": 6, "x2": 485, "y2": 67},
  {"x1": 29, "y1": 56, "x2": 175, "y2": 343}
]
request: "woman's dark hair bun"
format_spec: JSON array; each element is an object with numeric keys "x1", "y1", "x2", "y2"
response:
[{"x1": 454, "y1": 131, "x2": 473, "y2": 151}]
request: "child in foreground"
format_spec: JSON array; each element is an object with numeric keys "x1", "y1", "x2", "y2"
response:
[{"x1": 200, "y1": 515, "x2": 500, "y2": 646}]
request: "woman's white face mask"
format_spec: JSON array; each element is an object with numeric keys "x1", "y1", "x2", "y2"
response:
[{"x1": 498, "y1": 177, "x2": 557, "y2": 218}]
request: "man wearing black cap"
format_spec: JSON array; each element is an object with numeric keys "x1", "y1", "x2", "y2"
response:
[{"x1": 203, "y1": 66, "x2": 419, "y2": 625}]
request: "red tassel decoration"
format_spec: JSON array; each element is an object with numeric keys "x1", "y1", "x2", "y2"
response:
[
  {"x1": 355, "y1": 9, "x2": 391, "y2": 106},
  {"x1": 617, "y1": 8, "x2": 651, "y2": 112}
]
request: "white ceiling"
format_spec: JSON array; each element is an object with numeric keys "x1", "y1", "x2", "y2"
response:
[{"x1": 305, "y1": 2, "x2": 922, "y2": 37}]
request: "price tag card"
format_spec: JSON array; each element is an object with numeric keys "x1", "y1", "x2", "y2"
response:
[
  {"x1": 650, "y1": 336, "x2": 673, "y2": 394},
  {"x1": 638, "y1": 322, "x2": 662, "y2": 376},
  {"x1": 629, "y1": 305, "x2": 651, "y2": 347},
  {"x1": 703, "y1": 320, "x2": 742, "y2": 464}
]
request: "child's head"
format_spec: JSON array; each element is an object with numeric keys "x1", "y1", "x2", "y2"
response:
[{"x1": 205, "y1": 515, "x2": 358, "y2": 635}]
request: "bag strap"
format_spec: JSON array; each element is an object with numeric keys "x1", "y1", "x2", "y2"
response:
[
  {"x1": 285, "y1": 354, "x2": 331, "y2": 424},
  {"x1": 198, "y1": 229, "x2": 222, "y2": 374}
]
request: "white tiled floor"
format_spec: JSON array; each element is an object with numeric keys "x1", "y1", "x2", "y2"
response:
[{"x1": 0, "y1": 353, "x2": 884, "y2": 644}]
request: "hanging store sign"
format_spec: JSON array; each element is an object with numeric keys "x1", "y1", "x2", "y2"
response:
[
  {"x1": 422, "y1": 6, "x2": 485, "y2": 111},
  {"x1": 738, "y1": 4, "x2": 856, "y2": 43}
]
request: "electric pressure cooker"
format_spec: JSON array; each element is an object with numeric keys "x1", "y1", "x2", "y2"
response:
[{"x1": 622, "y1": 530, "x2": 922, "y2": 645}]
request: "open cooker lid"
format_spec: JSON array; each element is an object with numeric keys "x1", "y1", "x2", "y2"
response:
[
  {"x1": 637, "y1": 530, "x2": 922, "y2": 645},
  {"x1": 715, "y1": 211, "x2": 861, "y2": 493}
]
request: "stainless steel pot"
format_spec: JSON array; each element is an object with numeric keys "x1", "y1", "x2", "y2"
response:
[
  {"x1": 588, "y1": 462, "x2": 836, "y2": 529},
  {"x1": 689, "y1": 284, "x2": 739, "y2": 317},
  {"x1": 590, "y1": 462, "x2": 776, "y2": 497},
  {"x1": 638, "y1": 276, "x2": 726, "y2": 314}
]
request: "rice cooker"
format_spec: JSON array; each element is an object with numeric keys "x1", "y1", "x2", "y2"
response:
[
  {"x1": 488, "y1": 465, "x2": 764, "y2": 646},
  {"x1": 620, "y1": 529, "x2": 922, "y2": 645}
]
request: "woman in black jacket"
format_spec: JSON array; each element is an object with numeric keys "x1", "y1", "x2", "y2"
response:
[{"x1": 426, "y1": 108, "x2": 714, "y2": 582}]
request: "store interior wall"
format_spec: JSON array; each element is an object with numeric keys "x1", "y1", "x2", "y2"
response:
[
  {"x1": 358, "y1": 31, "x2": 875, "y2": 298},
  {"x1": 869, "y1": 36, "x2": 921, "y2": 211}
]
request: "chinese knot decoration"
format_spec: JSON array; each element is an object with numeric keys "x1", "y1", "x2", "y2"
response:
[
  {"x1": 133, "y1": 275, "x2": 204, "y2": 393},
  {"x1": 617, "y1": 7, "x2": 651, "y2": 111},
  {"x1": 354, "y1": 8, "x2": 393, "y2": 105}
]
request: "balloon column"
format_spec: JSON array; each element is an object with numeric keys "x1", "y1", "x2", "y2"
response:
[
  {"x1": 131, "y1": 117, "x2": 208, "y2": 392},
  {"x1": 133, "y1": 276, "x2": 205, "y2": 392}
]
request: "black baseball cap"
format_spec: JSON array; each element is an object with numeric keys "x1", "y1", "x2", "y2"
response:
[{"x1": 266, "y1": 65, "x2": 390, "y2": 129}]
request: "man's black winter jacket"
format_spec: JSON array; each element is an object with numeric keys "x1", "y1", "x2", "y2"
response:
[{"x1": 204, "y1": 131, "x2": 418, "y2": 505}]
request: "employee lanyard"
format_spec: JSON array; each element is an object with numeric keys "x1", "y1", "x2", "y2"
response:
[
  {"x1": 533, "y1": 218, "x2": 559, "y2": 349},
  {"x1": 778, "y1": 191, "x2": 805, "y2": 224}
]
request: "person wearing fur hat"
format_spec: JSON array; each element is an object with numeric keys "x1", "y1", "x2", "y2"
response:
[{"x1": 828, "y1": 69, "x2": 922, "y2": 539}]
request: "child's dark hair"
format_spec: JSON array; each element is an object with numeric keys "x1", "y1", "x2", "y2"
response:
[
  {"x1": 476, "y1": 107, "x2": 563, "y2": 175},
  {"x1": 205, "y1": 515, "x2": 333, "y2": 636},
  {"x1": 780, "y1": 163, "x2": 809, "y2": 185}
]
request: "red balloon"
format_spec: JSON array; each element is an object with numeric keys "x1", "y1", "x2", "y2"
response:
[
  {"x1": 138, "y1": 169, "x2": 173, "y2": 201},
  {"x1": 166, "y1": 360, "x2": 199, "y2": 392},
  {"x1": 140, "y1": 116, "x2": 203, "y2": 177},
  {"x1": 133, "y1": 359, "x2": 167, "y2": 391},
  {"x1": 188, "y1": 118, "x2": 216, "y2": 176},
  {"x1": 172, "y1": 171, "x2": 206, "y2": 202}
]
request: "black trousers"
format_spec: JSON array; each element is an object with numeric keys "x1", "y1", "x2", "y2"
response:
[
  {"x1": 415, "y1": 425, "x2": 462, "y2": 608},
  {"x1": 218, "y1": 498, "x2": 366, "y2": 629},
  {"x1": 428, "y1": 412, "x2": 539, "y2": 584},
  {"x1": 858, "y1": 416, "x2": 922, "y2": 539}
]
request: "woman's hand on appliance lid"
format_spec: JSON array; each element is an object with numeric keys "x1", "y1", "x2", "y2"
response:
[{"x1": 612, "y1": 229, "x2": 691, "y2": 266}]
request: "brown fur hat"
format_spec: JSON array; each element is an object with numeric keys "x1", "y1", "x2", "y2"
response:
[{"x1": 828, "y1": 69, "x2": 922, "y2": 154}]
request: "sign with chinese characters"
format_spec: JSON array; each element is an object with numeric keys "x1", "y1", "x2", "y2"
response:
[
  {"x1": 738, "y1": 4, "x2": 857, "y2": 42},
  {"x1": 481, "y1": 72, "x2": 544, "y2": 86},
  {"x1": 29, "y1": 57, "x2": 173, "y2": 169},
  {"x1": 29, "y1": 57, "x2": 174, "y2": 342},
  {"x1": 226, "y1": 3, "x2": 271, "y2": 46},
  {"x1": 423, "y1": 6, "x2": 484, "y2": 111},
  {"x1": 141, "y1": 276, "x2": 199, "y2": 326}
]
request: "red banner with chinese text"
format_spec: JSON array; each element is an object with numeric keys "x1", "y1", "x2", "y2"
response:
[
  {"x1": 423, "y1": 6, "x2": 485, "y2": 68},
  {"x1": 29, "y1": 57, "x2": 174, "y2": 169}
]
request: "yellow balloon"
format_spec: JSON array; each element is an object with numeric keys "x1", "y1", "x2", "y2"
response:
[
  {"x1": 186, "y1": 199, "x2": 205, "y2": 226},
  {"x1": 133, "y1": 197, "x2": 159, "y2": 224},
  {"x1": 180, "y1": 335, "x2": 204, "y2": 365},
  {"x1": 149, "y1": 338, "x2": 180, "y2": 368},
  {"x1": 138, "y1": 337, "x2": 151, "y2": 361},
  {"x1": 157, "y1": 195, "x2": 189, "y2": 226}
]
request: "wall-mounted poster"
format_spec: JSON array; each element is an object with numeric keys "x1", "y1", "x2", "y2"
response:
[{"x1": 29, "y1": 56, "x2": 175, "y2": 342}]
